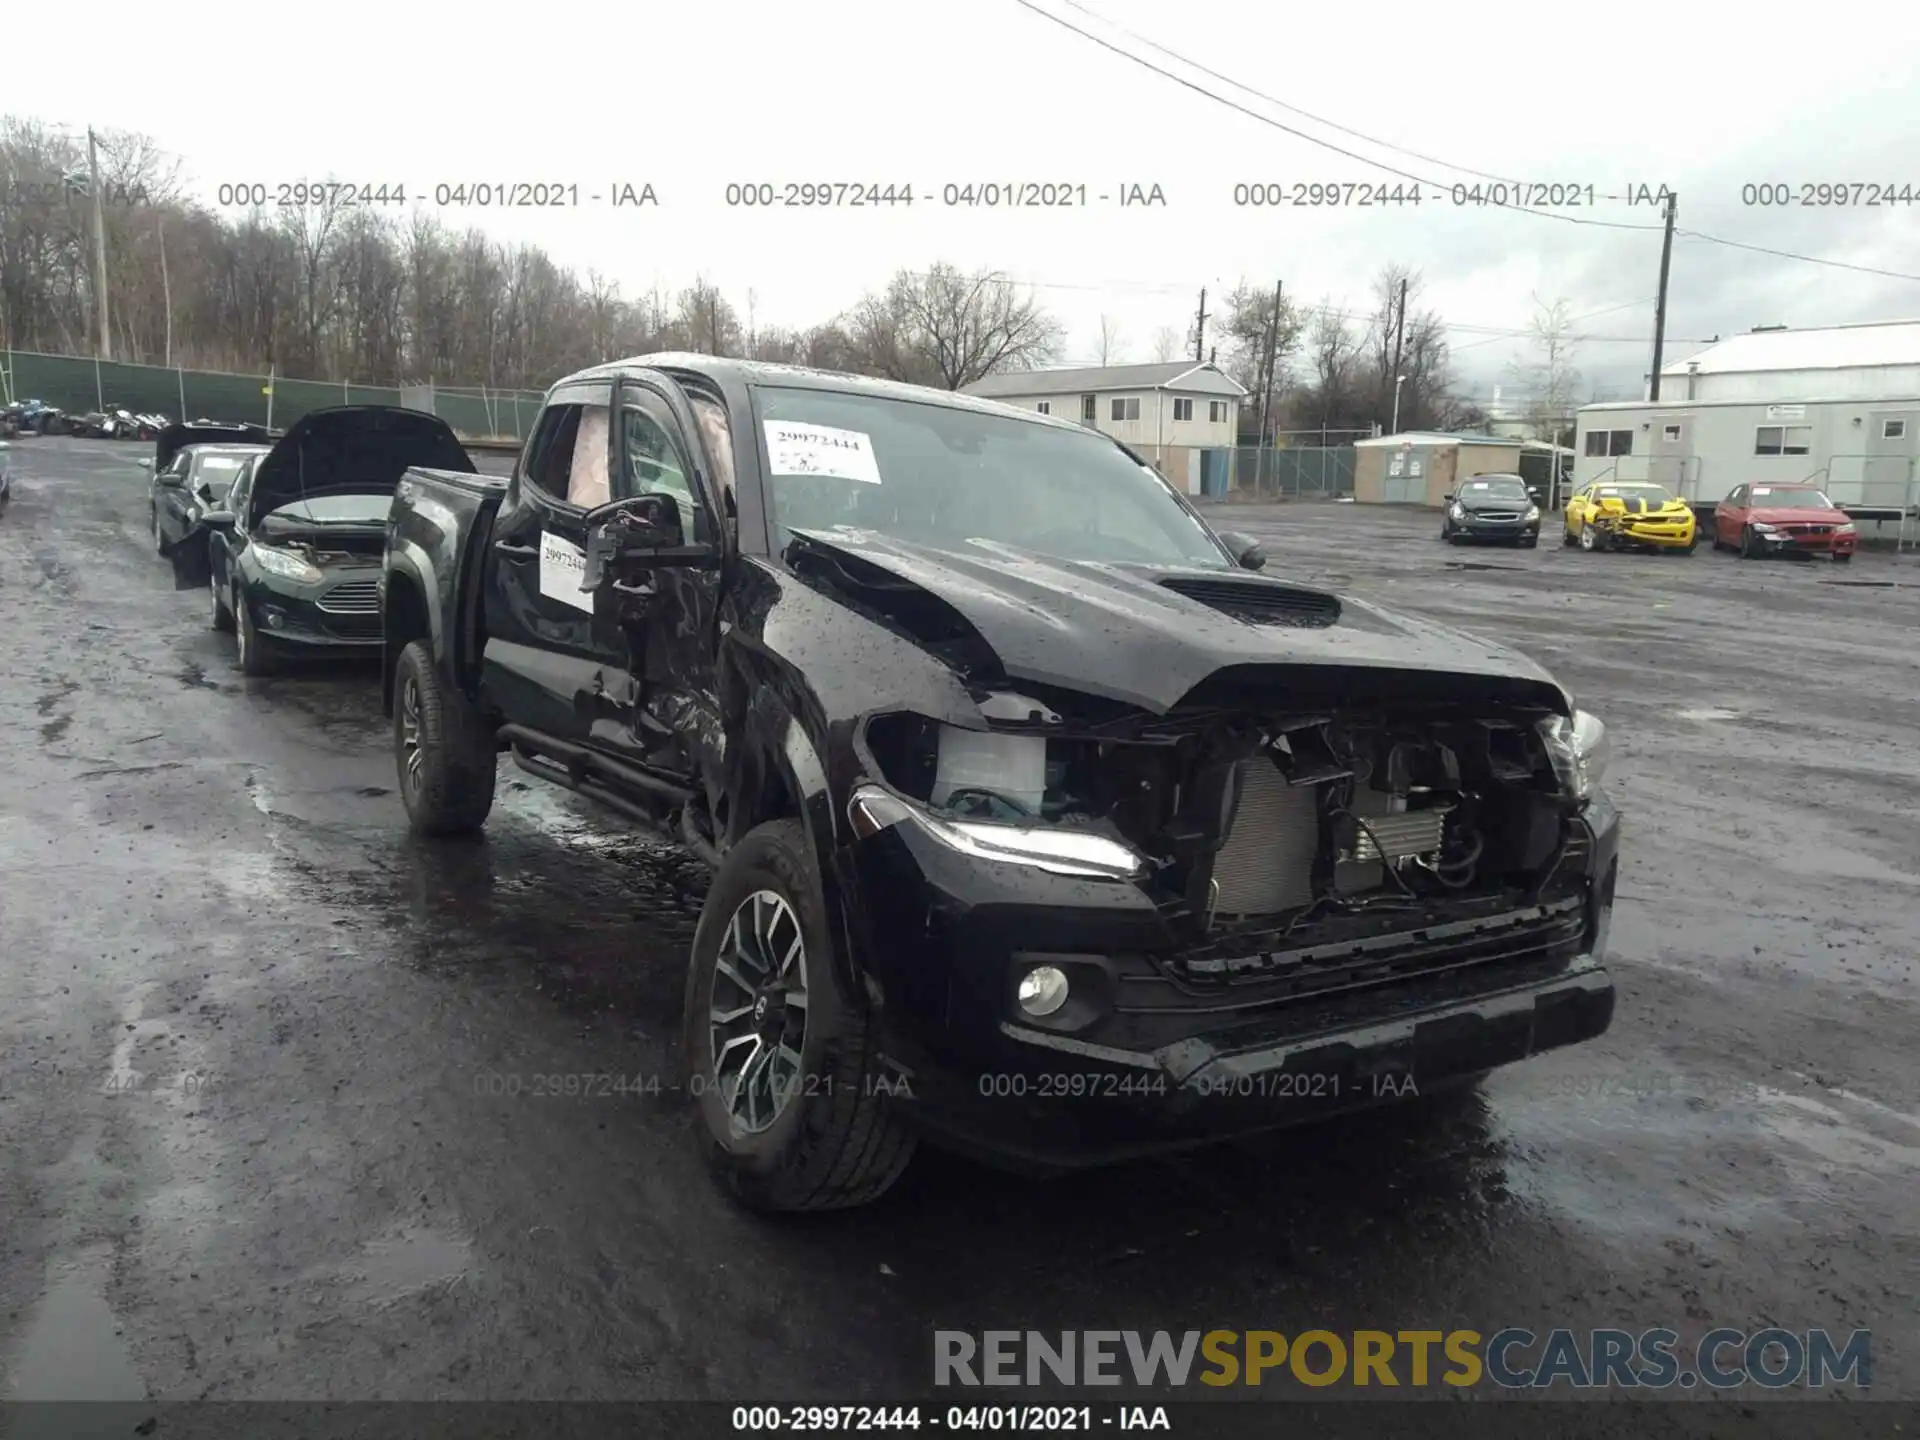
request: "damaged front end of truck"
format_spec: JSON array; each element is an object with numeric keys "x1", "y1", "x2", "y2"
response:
[{"x1": 782, "y1": 530, "x2": 1620, "y2": 1169}]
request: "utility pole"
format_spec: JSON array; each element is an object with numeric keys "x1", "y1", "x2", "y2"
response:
[
  {"x1": 1193, "y1": 287, "x2": 1208, "y2": 362},
  {"x1": 1647, "y1": 191, "x2": 1677, "y2": 401},
  {"x1": 1256, "y1": 280, "x2": 1283, "y2": 490},
  {"x1": 1387, "y1": 276, "x2": 1408, "y2": 426},
  {"x1": 87, "y1": 127, "x2": 111, "y2": 362},
  {"x1": 158, "y1": 215, "x2": 172, "y2": 369}
]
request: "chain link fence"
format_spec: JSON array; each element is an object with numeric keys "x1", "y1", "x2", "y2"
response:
[
  {"x1": 2, "y1": 347, "x2": 544, "y2": 441},
  {"x1": 1231, "y1": 429, "x2": 1372, "y2": 499}
]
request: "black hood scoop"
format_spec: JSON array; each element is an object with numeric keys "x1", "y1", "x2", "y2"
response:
[{"x1": 1157, "y1": 576, "x2": 1341, "y2": 628}]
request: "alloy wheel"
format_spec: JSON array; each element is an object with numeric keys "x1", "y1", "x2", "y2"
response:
[
  {"x1": 398, "y1": 673, "x2": 424, "y2": 796},
  {"x1": 709, "y1": 889, "x2": 810, "y2": 1136},
  {"x1": 1578, "y1": 525, "x2": 1596, "y2": 551}
]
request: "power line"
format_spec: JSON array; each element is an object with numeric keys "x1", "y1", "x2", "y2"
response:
[
  {"x1": 1015, "y1": 0, "x2": 1920, "y2": 279},
  {"x1": 1011, "y1": 0, "x2": 1660, "y2": 233},
  {"x1": 1053, "y1": 0, "x2": 1513, "y2": 186},
  {"x1": 1674, "y1": 230, "x2": 1920, "y2": 283}
]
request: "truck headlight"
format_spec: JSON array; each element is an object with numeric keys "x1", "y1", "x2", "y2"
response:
[
  {"x1": 250, "y1": 543, "x2": 324, "y2": 584},
  {"x1": 847, "y1": 784, "x2": 1145, "y2": 880},
  {"x1": 1538, "y1": 710, "x2": 1609, "y2": 803}
]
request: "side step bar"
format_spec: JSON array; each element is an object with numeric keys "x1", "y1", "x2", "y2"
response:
[{"x1": 498, "y1": 723, "x2": 723, "y2": 868}]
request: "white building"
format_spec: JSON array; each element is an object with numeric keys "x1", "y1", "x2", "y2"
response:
[
  {"x1": 1570, "y1": 321, "x2": 1920, "y2": 528},
  {"x1": 963, "y1": 362, "x2": 1247, "y2": 496}
]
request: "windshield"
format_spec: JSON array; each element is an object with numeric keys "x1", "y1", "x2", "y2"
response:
[
  {"x1": 265, "y1": 494, "x2": 393, "y2": 524},
  {"x1": 1594, "y1": 486, "x2": 1675, "y2": 505},
  {"x1": 753, "y1": 386, "x2": 1231, "y2": 568},
  {"x1": 1459, "y1": 477, "x2": 1528, "y2": 498},
  {"x1": 1750, "y1": 486, "x2": 1835, "y2": 509}
]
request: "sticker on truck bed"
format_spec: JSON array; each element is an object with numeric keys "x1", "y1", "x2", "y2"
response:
[
  {"x1": 539, "y1": 530, "x2": 594, "y2": 613},
  {"x1": 763, "y1": 421, "x2": 882, "y2": 484}
]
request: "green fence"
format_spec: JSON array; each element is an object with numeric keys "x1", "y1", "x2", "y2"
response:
[{"x1": 1, "y1": 348, "x2": 545, "y2": 441}]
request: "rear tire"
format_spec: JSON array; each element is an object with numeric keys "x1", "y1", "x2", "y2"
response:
[
  {"x1": 1562, "y1": 526, "x2": 1577, "y2": 547},
  {"x1": 393, "y1": 639, "x2": 498, "y2": 836},
  {"x1": 683, "y1": 818, "x2": 916, "y2": 1212}
]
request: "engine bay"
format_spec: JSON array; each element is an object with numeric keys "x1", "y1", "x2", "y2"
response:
[{"x1": 864, "y1": 701, "x2": 1578, "y2": 935}]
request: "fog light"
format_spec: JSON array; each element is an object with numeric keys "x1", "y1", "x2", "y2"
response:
[{"x1": 1017, "y1": 965, "x2": 1070, "y2": 1017}]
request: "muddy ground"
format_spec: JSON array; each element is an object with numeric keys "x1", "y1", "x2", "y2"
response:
[{"x1": 1, "y1": 439, "x2": 1915, "y2": 1418}]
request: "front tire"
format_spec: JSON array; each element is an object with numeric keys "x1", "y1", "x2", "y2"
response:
[
  {"x1": 210, "y1": 571, "x2": 233, "y2": 632},
  {"x1": 1833, "y1": 551, "x2": 1853, "y2": 563},
  {"x1": 1577, "y1": 524, "x2": 1599, "y2": 551},
  {"x1": 684, "y1": 818, "x2": 916, "y2": 1212},
  {"x1": 1739, "y1": 525, "x2": 1759, "y2": 559},
  {"x1": 393, "y1": 638, "x2": 498, "y2": 836},
  {"x1": 233, "y1": 586, "x2": 277, "y2": 676}
]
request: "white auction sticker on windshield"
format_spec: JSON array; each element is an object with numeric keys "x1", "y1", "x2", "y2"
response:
[
  {"x1": 539, "y1": 530, "x2": 594, "y2": 613},
  {"x1": 763, "y1": 421, "x2": 882, "y2": 484}
]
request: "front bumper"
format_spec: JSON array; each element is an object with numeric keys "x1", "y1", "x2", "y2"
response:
[
  {"x1": 1752, "y1": 527, "x2": 1857, "y2": 556},
  {"x1": 1450, "y1": 513, "x2": 1539, "y2": 542},
  {"x1": 1604, "y1": 516, "x2": 1695, "y2": 549},
  {"x1": 239, "y1": 567, "x2": 384, "y2": 648},
  {"x1": 841, "y1": 790, "x2": 1620, "y2": 1173}
]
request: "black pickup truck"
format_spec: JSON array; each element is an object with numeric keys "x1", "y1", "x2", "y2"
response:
[{"x1": 381, "y1": 354, "x2": 1621, "y2": 1212}]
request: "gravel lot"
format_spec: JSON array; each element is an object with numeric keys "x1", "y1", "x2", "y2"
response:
[{"x1": 2, "y1": 439, "x2": 1915, "y2": 1421}]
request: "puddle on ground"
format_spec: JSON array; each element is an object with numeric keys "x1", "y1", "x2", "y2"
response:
[
  {"x1": 1674, "y1": 706, "x2": 1740, "y2": 722},
  {"x1": 339, "y1": 1226, "x2": 473, "y2": 1309},
  {"x1": 1442, "y1": 561, "x2": 1525, "y2": 572},
  {"x1": 5, "y1": 1246, "x2": 144, "y2": 1401},
  {"x1": 1754, "y1": 1087, "x2": 1920, "y2": 1175}
]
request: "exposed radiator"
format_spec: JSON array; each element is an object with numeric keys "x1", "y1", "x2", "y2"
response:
[{"x1": 1210, "y1": 757, "x2": 1319, "y2": 916}]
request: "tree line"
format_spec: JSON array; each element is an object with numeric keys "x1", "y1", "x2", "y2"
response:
[{"x1": 2, "y1": 118, "x2": 1485, "y2": 436}]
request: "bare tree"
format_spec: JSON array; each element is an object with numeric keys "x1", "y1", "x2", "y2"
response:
[
  {"x1": 1096, "y1": 314, "x2": 1125, "y2": 366},
  {"x1": 1149, "y1": 325, "x2": 1180, "y2": 363},
  {"x1": 1504, "y1": 294, "x2": 1582, "y2": 443},
  {"x1": 1216, "y1": 280, "x2": 1302, "y2": 435},
  {"x1": 848, "y1": 264, "x2": 1062, "y2": 389}
]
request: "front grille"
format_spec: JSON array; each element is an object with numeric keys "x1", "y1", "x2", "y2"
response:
[
  {"x1": 317, "y1": 578, "x2": 381, "y2": 615},
  {"x1": 1210, "y1": 758, "x2": 1319, "y2": 916},
  {"x1": 1160, "y1": 577, "x2": 1341, "y2": 628},
  {"x1": 1472, "y1": 511, "x2": 1522, "y2": 522}
]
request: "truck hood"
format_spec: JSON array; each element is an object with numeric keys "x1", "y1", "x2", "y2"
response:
[
  {"x1": 245, "y1": 406, "x2": 474, "y2": 527},
  {"x1": 156, "y1": 421, "x2": 271, "y2": 472},
  {"x1": 784, "y1": 526, "x2": 1571, "y2": 716}
]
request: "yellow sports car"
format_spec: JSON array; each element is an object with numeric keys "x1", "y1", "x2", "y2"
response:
[{"x1": 1562, "y1": 481, "x2": 1697, "y2": 552}]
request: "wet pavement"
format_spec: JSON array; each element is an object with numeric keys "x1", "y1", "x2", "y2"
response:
[{"x1": 1, "y1": 441, "x2": 1916, "y2": 1409}]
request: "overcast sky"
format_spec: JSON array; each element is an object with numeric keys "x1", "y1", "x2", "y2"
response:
[{"x1": 13, "y1": 0, "x2": 1919, "y2": 404}]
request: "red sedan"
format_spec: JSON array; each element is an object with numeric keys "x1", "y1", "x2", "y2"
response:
[{"x1": 1711, "y1": 483, "x2": 1857, "y2": 561}]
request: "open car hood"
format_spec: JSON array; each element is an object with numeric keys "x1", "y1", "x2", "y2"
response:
[
  {"x1": 156, "y1": 421, "x2": 270, "y2": 472},
  {"x1": 784, "y1": 527, "x2": 1571, "y2": 716},
  {"x1": 244, "y1": 406, "x2": 475, "y2": 527}
]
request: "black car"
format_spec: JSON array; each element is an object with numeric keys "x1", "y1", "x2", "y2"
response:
[
  {"x1": 1440, "y1": 472, "x2": 1543, "y2": 546},
  {"x1": 171, "y1": 406, "x2": 475, "y2": 676},
  {"x1": 147, "y1": 438, "x2": 270, "y2": 551},
  {"x1": 379, "y1": 354, "x2": 1621, "y2": 1212}
]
